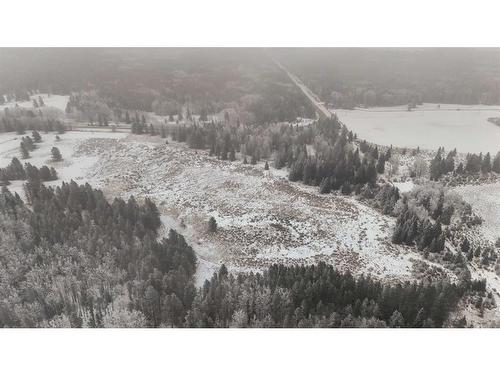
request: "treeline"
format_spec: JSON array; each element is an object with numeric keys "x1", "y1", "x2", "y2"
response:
[
  {"x1": 0, "y1": 90, "x2": 40, "y2": 105},
  {"x1": 159, "y1": 116, "x2": 385, "y2": 194},
  {"x1": 185, "y1": 263, "x2": 467, "y2": 328},
  {"x1": 65, "y1": 92, "x2": 114, "y2": 125},
  {"x1": 274, "y1": 49, "x2": 500, "y2": 108},
  {"x1": 1, "y1": 109, "x2": 65, "y2": 134},
  {"x1": 430, "y1": 148, "x2": 500, "y2": 180},
  {"x1": 170, "y1": 120, "x2": 292, "y2": 164},
  {"x1": 456, "y1": 237, "x2": 498, "y2": 268},
  {"x1": 0, "y1": 157, "x2": 57, "y2": 186}
]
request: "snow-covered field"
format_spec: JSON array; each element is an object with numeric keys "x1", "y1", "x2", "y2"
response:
[
  {"x1": 1, "y1": 93, "x2": 69, "y2": 113},
  {"x1": 453, "y1": 182, "x2": 500, "y2": 244},
  {"x1": 0, "y1": 130, "x2": 127, "y2": 198},
  {"x1": 335, "y1": 103, "x2": 500, "y2": 153}
]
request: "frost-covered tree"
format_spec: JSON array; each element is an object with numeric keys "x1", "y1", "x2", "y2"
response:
[{"x1": 51, "y1": 147, "x2": 62, "y2": 161}]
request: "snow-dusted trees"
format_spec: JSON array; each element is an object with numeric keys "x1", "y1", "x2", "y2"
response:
[
  {"x1": 412, "y1": 157, "x2": 428, "y2": 178},
  {"x1": 0, "y1": 178, "x2": 474, "y2": 328},
  {"x1": 186, "y1": 262, "x2": 464, "y2": 328},
  {"x1": 51, "y1": 146, "x2": 62, "y2": 161},
  {"x1": 0, "y1": 181, "x2": 196, "y2": 327},
  {"x1": 386, "y1": 154, "x2": 400, "y2": 177}
]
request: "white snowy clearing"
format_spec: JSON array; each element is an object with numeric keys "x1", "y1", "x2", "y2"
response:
[{"x1": 335, "y1": 103, "x2": 500, "y2": 153}]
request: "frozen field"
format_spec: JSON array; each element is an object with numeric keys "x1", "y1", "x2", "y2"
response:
[{"x1": 335, "y1": 103, "x2": 500, "y2": 153}]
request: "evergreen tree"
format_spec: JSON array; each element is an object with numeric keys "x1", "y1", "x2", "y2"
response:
[
  {"x1": 51, "y1": 147, "x2": 62, "y2": 161},
  {"x1": 20, "y1": 142, "x2": 30, "y2": 159},
  {"x1": 208, "y1": 216, "x2": 217, "y2": 233},
  {"x1": 32, "y1": 130, "x2": 42, "y2": 143},
  {"x1": 481, "y1": 152, "x2": 491, "y2": 173}
]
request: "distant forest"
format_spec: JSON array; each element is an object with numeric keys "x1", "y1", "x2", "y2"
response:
[
  {"x1": 0, "y1": 48, "x2": 316, "y2": 124},
  {"x1": 271, "y1": 48, "x2": 500, "y2": 107}
]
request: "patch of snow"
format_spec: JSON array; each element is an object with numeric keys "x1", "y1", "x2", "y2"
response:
[{"x1": 394, "y1": 180, "x2": 415, "y2": 193}]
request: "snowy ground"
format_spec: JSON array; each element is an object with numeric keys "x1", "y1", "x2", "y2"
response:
[
  {"x1": 464, "y1": 265, "x2": 500, "y2": 327},
  {"x1": 393, "y1": 181, "x2": 415, "y2": 193},
  {"x1": 1, "y1": 93, "x2": 69, "y2": 113},
  {"x1": 335, "y1": 103, "x2": 500, "y2": 153},
  {"x1": 453, "y1": 182, "x2": 500, "y2": 244},
  {"x1": 57, "y1": 133, "x2": 453, "y2": 285},
  {"x1": 0, "y1": 130, "x2": 127, "y2": 198}
]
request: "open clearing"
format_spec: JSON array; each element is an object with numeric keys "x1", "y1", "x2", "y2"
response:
[{"x1": 335, "y1": 103, "x2": 500, "y2": 153}]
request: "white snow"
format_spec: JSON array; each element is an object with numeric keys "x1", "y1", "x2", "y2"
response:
[
  {"x1": 453, "y1": 182, "x2": 500, "y2": 243},
  {"x1": 0, "y1": 93, "x2": 69, "y2": 113},
  {"x1": 393, "y1": 180, "x2": 415, "y2": 193},
  {"x1": 335, "y1": 103, "x2": 500, "y2": 153},
  {"x1": 0, "y1": 130, "x2": 126, "y2": 199}
]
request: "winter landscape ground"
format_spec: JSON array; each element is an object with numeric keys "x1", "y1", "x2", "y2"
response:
[
  {"x1": 0, "y1": 129, "x2": 446, "y2": 285},
  {"x1": 2, "y1": 89, "x2": 500, "y2": 326}
]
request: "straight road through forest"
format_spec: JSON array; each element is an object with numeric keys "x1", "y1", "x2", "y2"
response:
[{"x1": 272, "y1": 58, "x2": 332, "y2": 120}]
